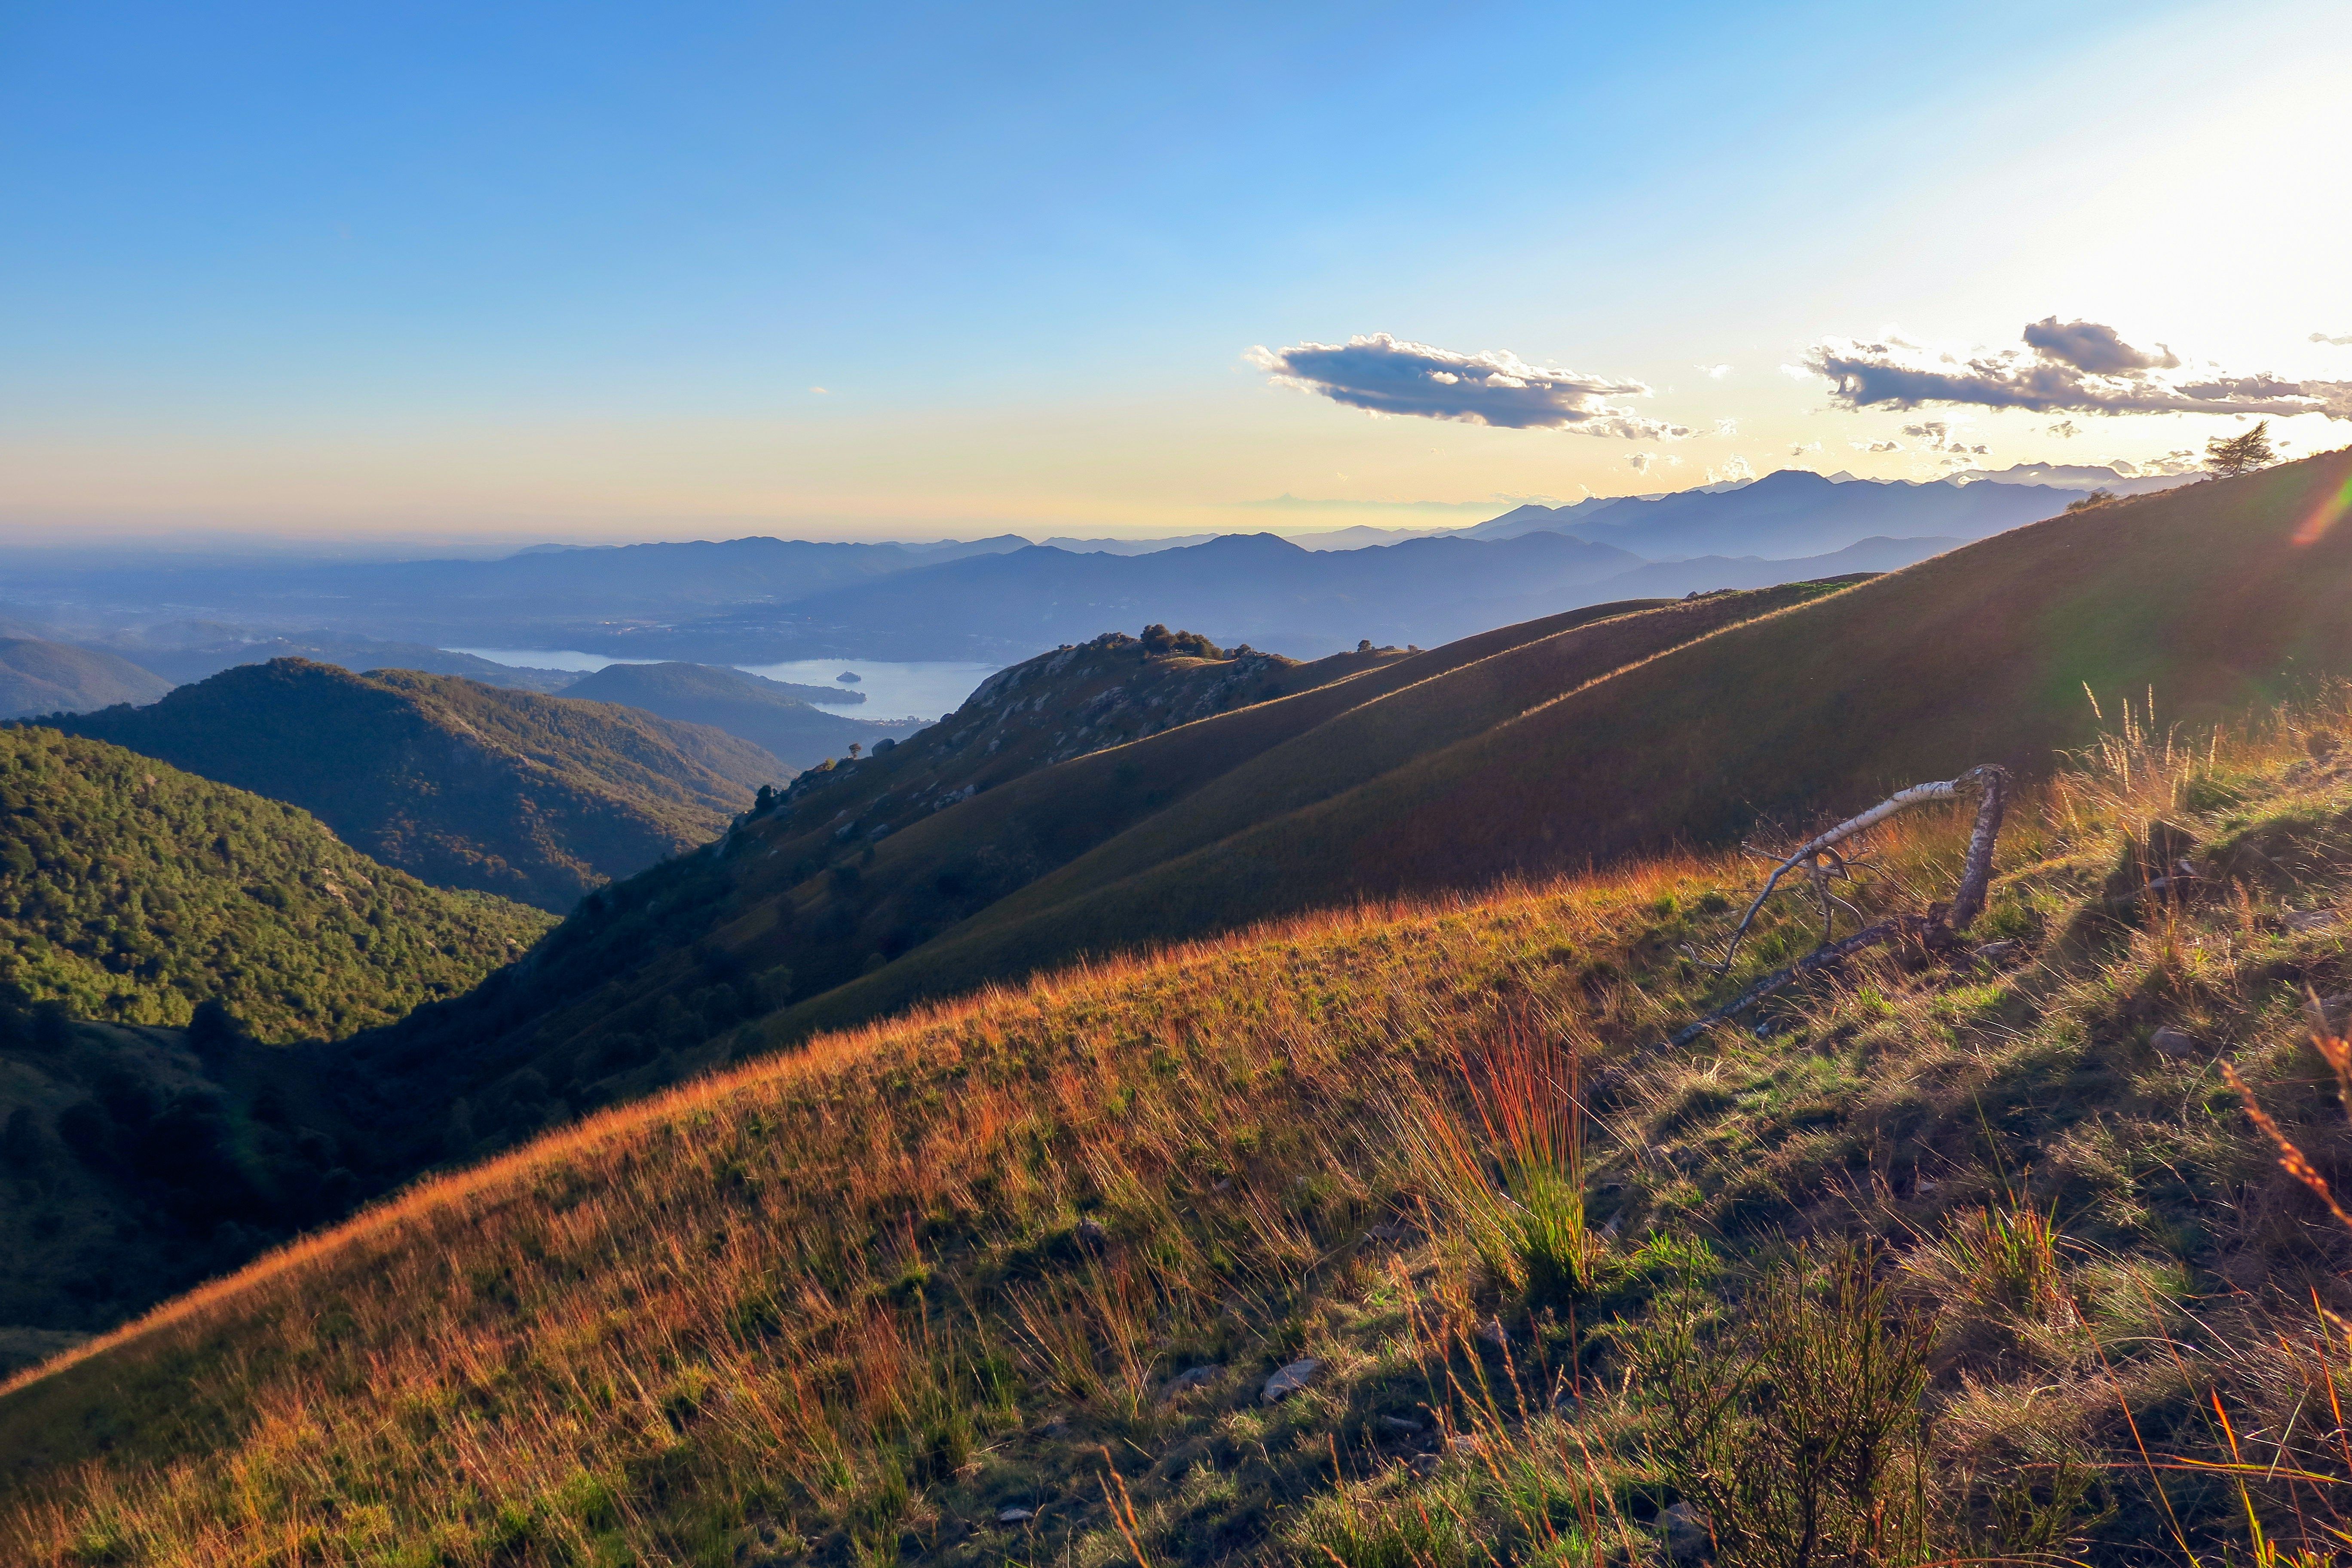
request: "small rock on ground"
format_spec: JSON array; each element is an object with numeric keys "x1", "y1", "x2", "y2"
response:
[
  {"x1": 1663, "y1": 1501, "x2": 1710, "y2": 1562},
  {"x1": 997, "y1": 1508, "x2": 1034, "y2": 1525},
  {"x1": 2286, "y1": 910, "x2": 2341, "y2": 933},
  {"x1": 1262, "y1": 1357, "x2": 1321, "y2": 1403},
  {"x1": 1157, "y1": 1366, "x2": 1221, "y2": 1403},
  {"x1": 2150, "y1": 1026, "x2": 2201, "y2": 1058}
]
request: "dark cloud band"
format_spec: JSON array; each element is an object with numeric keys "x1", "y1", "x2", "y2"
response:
[{"x1": 1249, "y1": 333, "x2": 1692, "y2": 438}]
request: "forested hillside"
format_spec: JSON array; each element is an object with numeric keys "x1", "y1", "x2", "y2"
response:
[
  {"x1": 0, "y1": 726, "x2": 552, "y2": 1040},
  {"x1": 46, "y1": 660, "x2": 783, "y2": 910}
]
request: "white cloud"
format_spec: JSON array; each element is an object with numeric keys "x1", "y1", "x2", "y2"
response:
[
  {"x1": 1626, "y1": 452, "x2": 1657, "y2": 472},
  {"x1": 1779, "y1": 364, "x2": 1812, "y2": 381},
  {"x1": 2046, "y1": 419, "x2": 2080, "y2": 438},
  {"x1": 2312, "y1": 332, "x2": 2352, "y2": 346},
  {"x1": 1848, "y1": 439, "x2": 1905, "y2": 453},
  {"x1": 1247, "y1": 334, "x2": 1693, "y2": 437},
  {"x1": 1698, "y1": 364, "x2": 1732, "y2": 380},
  {"x1": 1789, "y1": 440, "x2": 1822, "y2": 456},
  {"x1": 809, "y1": 386, "x2": 830, "y2": 395},
  {"x1": 1714, "y1": 417, "x2": 1740, "y2": 437},
  {"x1": 1707, "y1": 455, "x2": 1755, "y2": 485}
]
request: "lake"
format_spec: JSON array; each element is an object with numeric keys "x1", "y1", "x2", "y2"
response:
[{"x1": 449, "y1": 649, "x2": 1002, "y2": 721}]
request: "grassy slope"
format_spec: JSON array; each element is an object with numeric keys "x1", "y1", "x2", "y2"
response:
[
  {"x1": 790, "y1": 454, "x2": 2352, "y2": 1038},
  {"x1": 312, "y1": 634, "x2": 1445, "y2": 1163},
  {"x1": 775, "y1": 586, "x2": 1840, "y2": 1035},
  {"x1": 48, "y1": 660, "x2": 779, "y2": 911},
  {"x1": 0, "y1": 726, "x2": 552, "y2": 1041},
  {"x1": 12, "y1": 700, "x2": 2352, "y2": 1563}
]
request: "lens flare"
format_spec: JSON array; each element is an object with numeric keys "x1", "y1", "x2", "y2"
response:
[{"x1": 2293, "y1": 475, "x2": 2352, "y2": 547}]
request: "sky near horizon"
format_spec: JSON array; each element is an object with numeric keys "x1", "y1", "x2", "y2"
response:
[{"x1": 3, "y1": 0, "x2": 2349, "y2": 548}]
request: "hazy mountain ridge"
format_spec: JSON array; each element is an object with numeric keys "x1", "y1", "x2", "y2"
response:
[
  {"x1": 43, "y1": 660, "x2": 787, "y2": 911},
  {"x1": 636, "y1": 530, "x2": 1655, "y2": 661},
  {"x1": 1473, "y1": 466, "x2": 2086, "y2": 557},
  {"x1": 100, "y1": 632, "x2": 587, "y2": 693},
  {"x1": 0, "y1": 640, "x2": 171, "y2": 718}
]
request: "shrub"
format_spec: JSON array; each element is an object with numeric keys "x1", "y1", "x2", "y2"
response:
[{"x1": 1631, "y1": 1241, "x2": 1933, "y2": 1568}]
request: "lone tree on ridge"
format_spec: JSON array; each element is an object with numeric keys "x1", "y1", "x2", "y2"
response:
[{"x1": 2205, "y1": 420, "x2": 2275, "y2": 479}]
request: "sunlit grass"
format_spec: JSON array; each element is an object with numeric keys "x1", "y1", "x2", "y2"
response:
[{"x1": 15, "y1": 688, "x2": 2352, "y2": 1563}]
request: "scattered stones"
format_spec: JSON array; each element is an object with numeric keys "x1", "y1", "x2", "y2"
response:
[
  {"x1": 1662, "y1": 1501, "x2": 1710, "y2": 1562},
  {"x1": 2285, "y1": 909, "x2": 2341, "y2": 933},
  {"x1": 1073, "y1": 1218, "x2": 1109, "y2": 1249},
  {"x1": 1447, "y1": 1433, "x2": 1483, "y2": 1454},
  {"x1": 1972, "y1": 940, "x2": 2021, "y2": 966},
  {"x1": 1157, "y1": 1366, "x2": 1222, "y2": 1403},
  {"x1": 997, "y1": 1507, "x2": 1035, "y2": 1525},
  {"x1": 1378, "y1": 1414, "x2": 1421, "y2": 1433},
  {"x1": 1407, "y1": 1453, "x2": 1442, "y2": 1477},
  {"x1": 2150, "y1": 1026, "x2": 2202, "y2": 1059},
  {"x1": 1261, "y1": 1357, "x2": 1322, "y2": 1403}
]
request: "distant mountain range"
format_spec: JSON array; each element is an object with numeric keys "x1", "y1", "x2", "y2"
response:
[
  {"x1": 0, "y1": 463, "x2": 2180, "y2": 665},
  {"x1": 635, "y1": 529, "x2": 1956, "y2": 661},
  {"x1": 1459, "y1": 467, "x2": 2110, "y2": 556},
  {"x1": 41, "y1": 661, "x2": 788, "y2": 911}
]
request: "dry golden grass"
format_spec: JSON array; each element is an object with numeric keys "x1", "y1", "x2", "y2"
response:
[{"x1": 17, "y1": 684, "x2": 2352, "y2": 1565}]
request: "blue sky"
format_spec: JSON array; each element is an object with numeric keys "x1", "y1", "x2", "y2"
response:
[{"x1": 3, "y1": 0, "x2": 2347, "y2": 542}]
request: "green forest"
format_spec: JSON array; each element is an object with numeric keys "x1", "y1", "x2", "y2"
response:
[{"x1": 0, "y1": 726, "x2": 554, "y2": 1041}]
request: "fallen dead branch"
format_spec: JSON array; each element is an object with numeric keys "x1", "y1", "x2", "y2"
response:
[{"x1": 1672, "y1": 764, "x2": 2009, "y2": 1047}]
